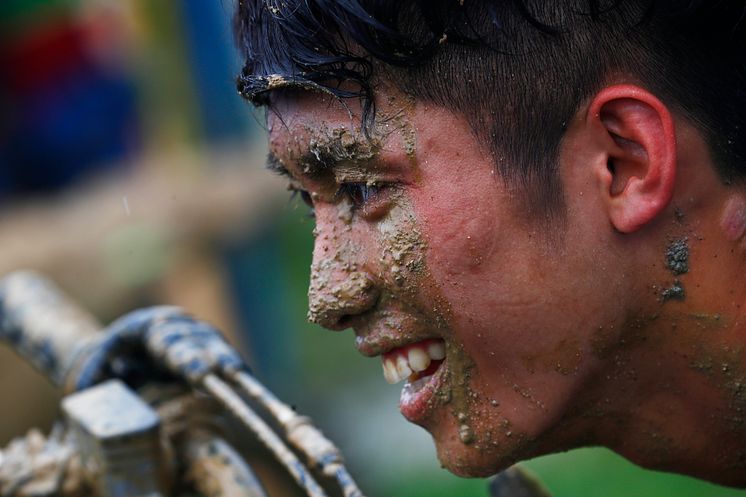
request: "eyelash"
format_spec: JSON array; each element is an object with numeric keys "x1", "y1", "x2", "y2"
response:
[
  {"x1": 335, "y1": 183, "x2": 382, "y2": 209},
  {"x1": 289, "y1": 182, "x2": 385, "y2": 217},
  {"x1": 290, "y1": 188, "x2": 315, "y2": 217}
]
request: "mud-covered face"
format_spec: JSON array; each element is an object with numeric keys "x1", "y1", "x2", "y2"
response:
[{"x1": 267, "y1": 88, "x2": 624, "y2": 476}]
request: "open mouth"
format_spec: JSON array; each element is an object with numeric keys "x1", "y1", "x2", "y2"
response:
[{"x1": 381, "y1": 338, "x2": 446, "y2": 421}]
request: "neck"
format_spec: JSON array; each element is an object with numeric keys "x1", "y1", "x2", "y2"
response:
[{"x1": 599, "y1": 192, "x2": 746, "y2": 487}]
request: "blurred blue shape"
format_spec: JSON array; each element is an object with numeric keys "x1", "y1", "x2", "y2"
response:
[
  {"x1": 180, "y1": 0, "x2": 253, "y2": 144},
  {"x1": 223, "y1": 225, "x2": 302, "y2": 394},
  {"x1": 1, "y1": 65, "x2": 138, "y2": 196}
]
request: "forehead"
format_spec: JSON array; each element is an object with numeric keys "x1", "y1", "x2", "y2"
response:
[
  {"x1": 267, "y1": 87, "x2": 415, "y2": 164},
  {"x1": 265, "y1": 86, "x2": 496, "y2": 190}
]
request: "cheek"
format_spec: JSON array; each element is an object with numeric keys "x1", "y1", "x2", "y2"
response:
[
  {"x1": 406, "y1": 181, "x2": 516, "y2": 366},
  {"x1": 409, "y1": 181, "x2": 503, "y2": 280},
  {"x1": 406, "y1": 180, "x2": 532, "y2": 335},
  {"x1": 408, "y1": 181, "x2": 582, "y2": 368}
]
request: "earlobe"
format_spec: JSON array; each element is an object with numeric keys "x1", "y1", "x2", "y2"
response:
[{"x1": 588, "y1": 85, "x2": 677, "y2": 233}]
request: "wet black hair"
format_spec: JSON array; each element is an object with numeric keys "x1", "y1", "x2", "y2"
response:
[{"x1": 234, "y1": 0, "x2": 746, "y2": 215}]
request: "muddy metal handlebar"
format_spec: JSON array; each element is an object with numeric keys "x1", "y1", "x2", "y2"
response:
[
  {"x1": 0, "y1": 271, "x2": 367, "y2": 497},
  {"x1": 0, "y1": 271, "x2": 101, "y2": 390}
]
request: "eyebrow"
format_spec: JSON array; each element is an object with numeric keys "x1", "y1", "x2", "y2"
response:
[
  {"x1": 266, "y1": 134, "x2": 377, "y2": 180},
  {"x1": 265, "y1": 150, "x2": 331, "y2": 179},
  {"x1": 266, "y1": 152, "x2": 290, "y2": 177}
]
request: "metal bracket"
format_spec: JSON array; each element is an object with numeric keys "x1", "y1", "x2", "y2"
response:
[{"x1": 62, "y1": 380, "x2": 170, "y2": 497}]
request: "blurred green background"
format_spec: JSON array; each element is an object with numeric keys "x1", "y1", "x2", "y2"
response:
[{"x1": 0, "y1": 1, "x2": 744, "y2": 496}]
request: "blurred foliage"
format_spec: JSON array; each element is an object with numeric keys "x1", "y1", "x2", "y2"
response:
[{"x1": 525, "y1": 448, "x2": 745, "y2": 497}]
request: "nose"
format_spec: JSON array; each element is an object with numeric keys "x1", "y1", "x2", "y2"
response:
[{"x1": 307, "y1": 210, "x2": 379, "y2": 330}]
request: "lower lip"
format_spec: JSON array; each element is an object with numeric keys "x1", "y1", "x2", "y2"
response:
[{"x1": 399, "y1": 361, "x2": 446, "y2": 423}]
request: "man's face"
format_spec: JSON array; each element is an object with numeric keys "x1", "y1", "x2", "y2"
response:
[{"x1": 267, "y1": 87, "x2": 624, "y2": 476}]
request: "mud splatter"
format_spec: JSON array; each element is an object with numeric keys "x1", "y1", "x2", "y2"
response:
[
  {"x1": 307, "y1": 265, "x2": 376, "y2": 325},
  {"x1": 674, "y1": 207, "x2": 685, "y2": 223},
  {"x1": 661, "y1": 237, "x2": 689, "y2": 301},
  {"x1": 590, "y1": 313, "x2": 659, "y2": 363},
  {"x1": 377, "y1": 200, "x2": 428, "y2": 293},
  {"x1": 381, "y1": 91, "x2": 418, "y2": 166},
  {"x1": 521, "y1": 337, "x2": 582, "y2": 375},
  {"x1": 640, "y1": 428, "x2": 676, "y2": 464},
  {"x1": 665, "y1": 238, "x2": 689, "y2": 275},
  {"x1": 373, "y1": 190, "x2": 483, "y2": 454},
  {"x1": 302, "y1": 125, "x2": 379, "y2": 176},
  {"x1": 307, "y1": 202, "x2": 376, "y2": 327},
  {"x1": 336, "y1": 197, "x2": 353, "y2": 224},
  {"x1": 459, "y1": 424, "x2": 475, "y2": 444},
  {"x1": 661, "y1": 280, "x2": 686, "y2": 301},
  {"x1": 714, "y1": 346, "x2": 746, "y2": 434},
  {"x1": 296, "y1": 93, "x2": 505, "y2": 470}
]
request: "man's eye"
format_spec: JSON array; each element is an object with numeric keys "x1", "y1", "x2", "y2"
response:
[
  {"x1": 289, "y1": 188, "x2": 315, "y2": 216},
  {"x1": 336, "y1": 183, "x2": 381, "y2": 208},
  {"x1": 298, "y1": 189, "x2": 314, "y2": 208}
]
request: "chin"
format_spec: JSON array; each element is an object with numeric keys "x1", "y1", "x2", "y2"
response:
[
  {"x1": 435, "y1": 442, "x2": 519, "y2": 477},
  {"x1": 430, "y1": 428, "x2": 531, "y2": 478}
]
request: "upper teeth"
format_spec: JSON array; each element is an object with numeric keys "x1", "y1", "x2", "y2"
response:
[{"x1": 382, "y1": 341, "x2": 445, "y2": 384}]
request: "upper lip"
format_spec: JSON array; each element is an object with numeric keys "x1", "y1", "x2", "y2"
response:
[{"x1": 349, "y1": 309, "x2": 440, "y2": 357}]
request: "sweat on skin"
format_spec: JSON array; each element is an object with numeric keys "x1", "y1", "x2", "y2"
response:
[{"x1": 265, "y1": 81, "x2": 746, "y2": 486}]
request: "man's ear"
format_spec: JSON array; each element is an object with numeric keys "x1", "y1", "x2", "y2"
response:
[{"x1": 587, "y1": 84, "x2": 677, "y2": 233}]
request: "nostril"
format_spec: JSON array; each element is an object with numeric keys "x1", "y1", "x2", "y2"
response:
[
  {"x1": 308, "y1": 309, "x2": 355, "y2": 331},
  {"x1": 337, "y1": 314, "x2": 354, "y2": 329},
  {"x1": 307, "y1": 271, "x2": 380, "y2": 330}
]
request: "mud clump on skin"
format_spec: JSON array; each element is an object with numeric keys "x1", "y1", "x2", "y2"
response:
[
  {"x1": 377, "y1": 197, "x2": 485, "y2": 449},
  {"x1": 661, "y1": 237, "x2": 689, "y2": 301},
  {"x1": 459, "y1": 424, "x2": 475, "y2": 444},
  {"x1": 661, "y1": 279, "x2": 686, "y2": 302},
  {"x1": 665, "y1": 237, "x2": 689, "y2": 275},
  {"x1": 300, "y1": 98, "x2": 417, "y2": 178},
  {"x1": 302, "y1": 125, "x2": 380, "y2": 175},
  {"x1": 307, "y1": 210, "x2": 377, "y2": 326},
  {"x1": 377, "y1": 201, "x2": 427, "y2": 289},
  {"x1": 307, "y1": 265, "x2": 376, "y2": 325}
]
